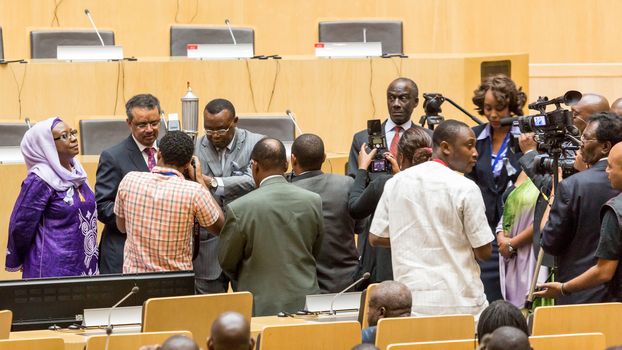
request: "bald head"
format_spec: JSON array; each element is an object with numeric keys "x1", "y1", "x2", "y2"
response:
[
  {"x1": 387, "y1": 77, "x2": 419, "y2": 124},
  {"x1": 571, "y1": 93, "x2": 610, "y2": 132},
  {"x1": 487, "y1": 326, "x2": 531, "y2": 350},
  {"x1": 367, "y1": 281, "x2": 412, "y2": 327},
  {"x1": 250, "y1": 138, "x2": 288, "y2": 186},
  {"x1": 611, "y1": 97, "x2": 622, "y2": 116},
  {"x1": 161, "y1": 335, "x2": 199, "y2": 350},
  {"x1": 207, "y1": 312, "x2": 254, "y2": 350}
]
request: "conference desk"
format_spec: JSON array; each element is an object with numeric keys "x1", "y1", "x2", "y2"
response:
[
  {"x1": 0, "y1": 153, "x2": 347, "y2": 281},
  {"x1": 0, "y1": 54, "x2": 528, "y2": 153},
  {"x1": 8, "y1": 316, "x2": 319, "y2": 350}
]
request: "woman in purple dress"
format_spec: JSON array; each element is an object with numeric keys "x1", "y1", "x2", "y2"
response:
[{"x1": 6, "y1": 117, "x2": 99, "y2": 278}]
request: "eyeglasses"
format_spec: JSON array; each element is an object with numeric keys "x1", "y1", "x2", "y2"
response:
[
  {"x1": 580, "y1": 135, "x2": 598, "y2": 143},
  {"x1": 204, "y1": 120, "x2": 234, "y2": 136},
  {"x1": 134, "y1": 120, "x2": 161, "y2": 130},
  {"x1": 53, "y1": 129, "x2": 78, "y2": 141}
]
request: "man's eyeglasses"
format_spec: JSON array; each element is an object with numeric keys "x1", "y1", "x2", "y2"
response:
[
  {"x1": 580, "y1": 135, "x2": 598, "y2": 143},
  {"x1": 134, "y1": 120, "x2": 161, "y2": 130},
  {"x1": 204, "y1": 120, "x2": 234, "y2": 136},
  {"x1": 53, "y1": 129, "x2": 78, "y2": 141}
]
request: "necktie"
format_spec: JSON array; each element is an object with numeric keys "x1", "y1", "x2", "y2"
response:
[
  {"x1": 390, "y1": 126, "x2": 402, "y2": 157},
  {"x1": 144, "y1": 147, "x2": 156, "y2": 171}
]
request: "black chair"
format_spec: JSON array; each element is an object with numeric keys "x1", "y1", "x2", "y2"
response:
[
  {"x1": 169, "y1": 25, "x2": 254, "y2": 56},
  {"x1": 30, "y1": 29, "x2": 115, "y2": 59},
  {"x1": 237, "y1": 114, "x2": 296, "y2": 153},
  {"x1": 318, "y1": 20, "x2": 403, "y2": 55},
  {"x1": 79, "y1": 118, "x2": 166, "y2": 155},
  {"x1": 0, "y1": 121, "x2": 30, "y2": 147}
]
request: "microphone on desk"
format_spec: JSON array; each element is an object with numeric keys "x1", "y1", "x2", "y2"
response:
[
  {"x1": 104, "y1": 286, "x2": 139, "y2": 350},
  {"x1": 329, "y1": 272, "x2": 370, "y2": 315},
  {"x1": 224, "y1": 19, "x2": 238, "y2": 45},
  {"x1": 286, "y1": 109, "x2": 304, "y2": 135},
  {"x1": 84, "y1": 9, "x2": 106, "y2": 46}
]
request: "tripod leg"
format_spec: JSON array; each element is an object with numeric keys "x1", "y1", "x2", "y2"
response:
[{"x1": 522, "y1": 247, "x2": 545, "y2": 316}]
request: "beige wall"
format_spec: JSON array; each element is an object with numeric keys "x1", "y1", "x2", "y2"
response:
[{"x1": 0, "y1": 0, "x2": 619, "y2": 63}]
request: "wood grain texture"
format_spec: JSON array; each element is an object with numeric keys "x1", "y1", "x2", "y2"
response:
[{"x1": 375, "y1": 315, "x2": 475, "y2": 350}]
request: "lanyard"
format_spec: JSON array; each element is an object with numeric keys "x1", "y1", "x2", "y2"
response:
[
  {"x1": 158, "y1": 171, "x2": 177, "y2": 177},
  {"x1": 491, "y1": 133, "x2": 510, "y2": 174},
  {"x1": 432, "y1": 158, "x2": 448, "y2": 167}
]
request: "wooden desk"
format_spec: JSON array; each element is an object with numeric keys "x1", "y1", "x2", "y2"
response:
[
  {"x1": 9, "y1": 316, "x2": 313, "y2": 350},
  {"x1": 0, "y1": 54, "x2": 528, "y2": 153},
  {"x1": 0, "y1": 153, "x2": 346, "y2": 281}
]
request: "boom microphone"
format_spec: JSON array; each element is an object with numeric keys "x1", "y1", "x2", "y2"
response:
[
  {"x1": 104, "y1": 286, "x2": 139, "y2": 350},
  {"x1": 84, "y1": 9, "x2": 106, "y2": 46},
  {"x1": 224, "y1": 19, "x2": 238, "y2": 45}
]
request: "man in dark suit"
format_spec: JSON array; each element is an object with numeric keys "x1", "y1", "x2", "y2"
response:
[
  {"x1": 95, "y1": 94, "x2": 162, "y2": 274},
  {"x1": 289, "y1": 133, "x2": 363, "y2": 293},
  {"x1": 218, "y1": 138, "x2": 324, "y2": 316},
  {"x1": 541, "y1": 112, "x2": 622, "y2": 304},
  {"x1": 345, "y1": 77, "x2": 430, "y2": 286},
  {"x1": 194, "y1": 98, "x2": 264, "y2": 293},
  {"x1": 346, "y1": 77, "x2": 431, "y2": 177}
]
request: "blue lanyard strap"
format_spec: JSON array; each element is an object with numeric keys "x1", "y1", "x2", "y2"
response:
[{"x1": 491, "y1": 132, "x2": 510, "y2": 173}]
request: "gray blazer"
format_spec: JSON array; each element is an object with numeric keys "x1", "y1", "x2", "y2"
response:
[
  {"x1": 193, "y1": 128, "x2": 264, "y2": 279},
  {"x1": 291, "y1": 171, "x2": 363, "y2": 293}
]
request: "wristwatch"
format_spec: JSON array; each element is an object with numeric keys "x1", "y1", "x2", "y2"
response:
[{"x1": 209, "y1": 177, "x2": 218, "y2": 190}]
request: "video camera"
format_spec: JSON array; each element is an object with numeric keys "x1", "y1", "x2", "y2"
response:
[
  {"x1": 501, "y1": 90, "x2": 582, "y2": 176},
  {"x1": 366, "y1": 119, "x2": 392, "y2": 173}
]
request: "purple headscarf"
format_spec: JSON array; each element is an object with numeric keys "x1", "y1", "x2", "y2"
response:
[{"x1": 20, "y1": 117, "x2": 87, "y2": 191}]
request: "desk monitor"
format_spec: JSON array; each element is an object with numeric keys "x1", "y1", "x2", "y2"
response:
[{"x1": 0, "y1": 271, "x2": 194, "y2": 331}]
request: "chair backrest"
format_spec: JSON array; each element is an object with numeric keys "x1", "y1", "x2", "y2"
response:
[
  {"x1": 260, "y1": 321, "x2": 360, "y2": 350},
  {"x1": 360, "y1": 283, "x2": 378, "y2": 328},
  {"x1": 529, "y1": 333, "x2": 606, "y2": 350},
  {"x1": 30, "y1": 29, "x2": 115, "y2": 59},
  {"x1": 237, "y1": 114, "x2": 295, "y2": 142},
  {"x1": 318, "y1": 20, "x2": 403, "y2": 54},
  {"x1": 375, "y1": 315, "x2": 475, "y2": 350},
  {"x1": 532, "y1": 302, "x2": 622, "y2": 347},
  {"x1": 170, "y1": 25, "x2": 254, "y2": 56},
  {"x1": 0, "y1": 310, "x2": 11, "y2": 340},
  {"x1": 78, "y1": 117, "x2": 167, "y2": 155},
  {"x1": 0, "y1": 120, "x2": 29, "y2": 146},
  {"x1": 142, "y1": 292, "x2": 252, "y2": 346},
  {"x1": 86, "y1": 330, "x2": 192, "y2": 350},
  {"x1": 0, "y1": 337, "x2": 64, "y2": 350},
  {"x1": 0, "y1": 26, "x2": 4, "y2": 61},
  {"x1": 387, "y1": 339, "x2": 477, "y2": 350}
]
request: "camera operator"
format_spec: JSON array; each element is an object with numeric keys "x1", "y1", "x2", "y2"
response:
[
  {"x1": 348, "y1": 127, "x2": 432, "y2": 288},
  {"x1": 518, "y1": 94, "x2": 610, "y2": 265},
  {"x1": 346, "y1": 77, "x2": 432, "y2": 178},
  {"x1": 540, "y1": 112, "x2": 622, "y2": 305},
  {"x1": 114, "y1": 131, "x2": 224, "y2": 274}
]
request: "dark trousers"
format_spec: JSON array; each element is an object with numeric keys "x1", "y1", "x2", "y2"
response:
[
  {"x1": 479, "y1": 239, "x2": 503, "y2": 302},
  {"x1": 195, "y1": 272, "x2": 233, "y2": 294}
]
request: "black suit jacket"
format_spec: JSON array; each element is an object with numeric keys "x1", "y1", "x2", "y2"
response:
[
  {"x1": 466, "y1": 124, "x2": 523, "y2": 230},
  {"x1": 346, "y1": 119, "x2": 432, "y2": 178},
  {"x1": 95, "y1": 135, "x2": 149, "y2": 274},
  {"x1": 541, "y1": 160, "x2": 621, "y2": 304}
]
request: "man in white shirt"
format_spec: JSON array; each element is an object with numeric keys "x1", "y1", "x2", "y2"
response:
[{"x1": 370, "y1": 119, "x2": 493, "y2": 318}]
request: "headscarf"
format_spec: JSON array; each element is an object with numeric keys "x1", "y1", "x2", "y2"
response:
[{"x1": 20, "y1": 117, "x2": 87, "y2": 191}]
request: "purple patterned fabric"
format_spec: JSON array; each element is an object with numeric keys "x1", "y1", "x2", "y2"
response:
[{"x1": 6, "y1": 117, "x2": 98, "y2": 278}]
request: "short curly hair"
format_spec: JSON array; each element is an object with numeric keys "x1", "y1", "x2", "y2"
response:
[
  {"x1": 159, "y1": 131, "x2": 194, "y2": 167},
  {"x1": 472, "y1": 74, "x2": 527, "y2": 116}
]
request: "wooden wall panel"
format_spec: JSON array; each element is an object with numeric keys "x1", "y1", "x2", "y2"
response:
[{"x1": 0, "y1": 0, "x2": 620, "y2": 63}]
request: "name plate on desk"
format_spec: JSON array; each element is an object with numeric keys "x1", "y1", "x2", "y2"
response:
[
  {"x1": 83, "y1": 305, "x2": 142, "y2": 327},
  {"x1": 315, "y1": 42, "x2": 382, "y2": 58},
  {"x1": 57, "y1": 45, "x2": 124, "y2": 61},
  {"x1": 187, "y1": 43, "x2": 254, "y2": 59},
  {"x1": 0, "y1": 146, "x2": 24, "y2": 164},
  {"x1": 305, "y1": 291, "x2": 362, "y2": 313}
]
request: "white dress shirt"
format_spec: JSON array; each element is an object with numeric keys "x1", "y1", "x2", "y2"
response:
[{"x1": 370, "y1": 161, "x2": 493, "y2": 318}]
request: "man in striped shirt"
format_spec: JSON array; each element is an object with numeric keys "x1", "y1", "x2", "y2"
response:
[{"x1": 115, "y1": 131, "x2": 224, "y2": 273}]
